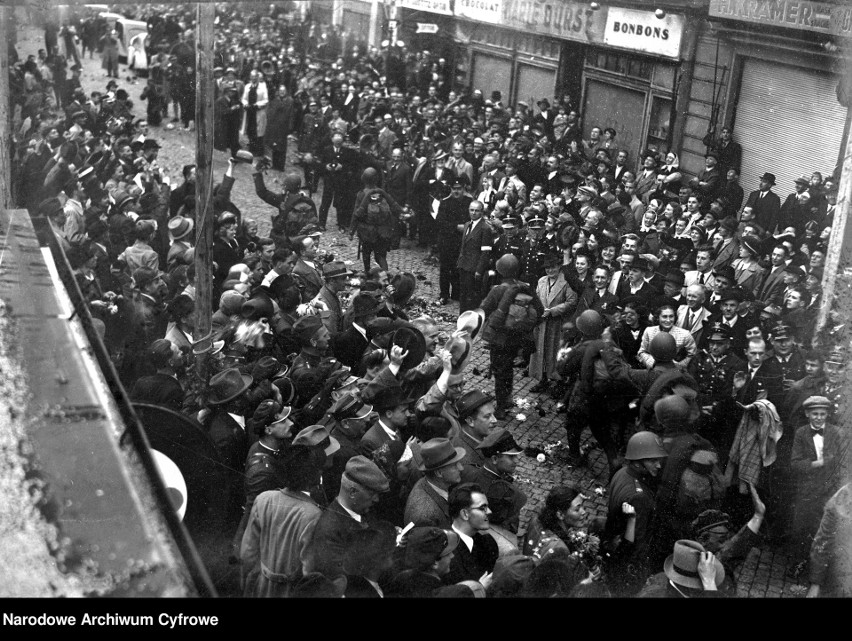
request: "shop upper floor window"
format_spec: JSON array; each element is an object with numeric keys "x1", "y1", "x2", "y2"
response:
[{"x1": 587, "y1": 50, "x2": 652, "y2": 81}]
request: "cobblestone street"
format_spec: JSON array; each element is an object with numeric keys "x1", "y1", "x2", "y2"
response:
[{"x1": 13, "y1": 18, "x2": 817, "y2": 597}]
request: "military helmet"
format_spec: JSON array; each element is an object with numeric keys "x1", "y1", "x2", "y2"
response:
[{"x1": 624, "y1": 431, "x2": 669, "y2": 461}]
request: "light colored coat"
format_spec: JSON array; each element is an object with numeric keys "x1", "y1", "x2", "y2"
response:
[{"x1": 530, "y1": 273, "x2": 577, "y2": 380}]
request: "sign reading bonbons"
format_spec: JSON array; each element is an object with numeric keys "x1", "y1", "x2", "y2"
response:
[{"x1": 604, "y1": 7, "x2": 685, "y2": 58}]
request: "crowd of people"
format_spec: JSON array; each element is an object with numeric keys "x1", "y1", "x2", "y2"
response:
[{"x1": 6, "y1": 3, "x2": 851, "y2": 598}]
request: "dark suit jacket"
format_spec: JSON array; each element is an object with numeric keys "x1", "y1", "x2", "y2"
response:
[
  {"x1": 358, "y1": 420, "x2": 397, "y2": 458},
  {"x1": 305, "y1": 499, "x2": 368, "y2": 579},
  {"x1": 169, "y1": 180, "x2": 193, "y2": 216},
  {"x1": 403, "y1": 477, "x2": 451, "y2": 528},
  {"x1": 735, "y1": 358, "x2": 785, "y2": 409},
  {"x1": 456, "y1": 219, "x2": 494, "y2": 274},
  {"x1": 293, "y1": 258, "x2": 324, "y2": 301},
  {"x1": 754, "y1": 265, "x2": 787, "y2": 306},
  {"x1": 790, "y1": 423, "x2": 847, "y2": 499},
  {"x1": 333, "y1": 326, "x2": 369, "y2": 370},
  {"x1": 445, "y1": 532, "x2": 499, "y2": 584},
  {"x1": 384, "y1": 160, "x2": 412, "y2": 207},
  {"x1": 572, "y1": 286, "x2": 620, "y2": 320},
  {"x1": 744, "y1": 189, "x2": 782, "y2": 234},
  {"x1": 615, "y1": 279, "x2": 655, "y2": 305},
  {"x1": 129, "y1": 373, "x2": 184, "y2": 411}
]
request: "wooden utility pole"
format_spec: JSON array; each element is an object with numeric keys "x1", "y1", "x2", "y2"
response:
[
  {"x1": 0, "y1": 6, "x2": 12, "y2": 209},
  {"x1": 193, "y1": 2, "x2": 215, "y2": 351}
]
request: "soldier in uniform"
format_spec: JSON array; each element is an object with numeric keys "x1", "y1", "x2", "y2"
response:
[
  {"x1": 519, "y1": 215, "x2": 549, "y2": 286},
  {"x1": 767, "y1": 322, "x2": 806, "y2": 394},
  {"x1": 461, "y1": 428, "x2": 528, "y2": 536},
  {"x1": 603, "y1": 431, "x2": 669, "y2": 596},
  {"x1": 289, "y1": 315, "x2": 341, "y2": 407},
  {"x1": 688, "y1": 322, "x2": 746, "y2": 462},
  {"x1": 435, "y1": 176, "x2": 472, "y2": 304},
  {"x1": 455, "y1": 389, "x2": 498, "y2": 471},
  {"x1": 485, "y1": 216, "x2": 524, "y2": 298}
]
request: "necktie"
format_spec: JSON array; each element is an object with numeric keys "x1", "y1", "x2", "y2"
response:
[
  {"x1": 682, "y1": 310, "x2": 693, "y2": 330},
  {"x1": 812, "y1": 428, "x2": 824, "y2": 436},
  {"x1": 699, "y1": 273, "x2": 705, "y2": 285},
  {"x1": 749, "y1": 367, "x2": 758, "y2": 379}
]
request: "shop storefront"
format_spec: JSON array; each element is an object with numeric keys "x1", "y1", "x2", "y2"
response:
[
  {"x1": 454, "y1": 1, "x2": 691, "y2": 166},
  {"x1": 396, "y1": 0, "x2": 456, "y2": 60},
  {"x1": 677, "y1": 0, "x2": 850, "y2": 184}
]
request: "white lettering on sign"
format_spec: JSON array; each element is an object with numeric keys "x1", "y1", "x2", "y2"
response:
[
  {"x1": 416, "y1": 23, "x2": 440, "y2": 33},
  {"x1": 604, "y1": 7, "x2": 685, "y2": 58}
]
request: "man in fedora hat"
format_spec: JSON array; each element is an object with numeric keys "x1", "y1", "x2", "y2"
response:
[
  {"x1": 306, "y1": 455, "x2": 389, "y2": 580},
  {"x1": 333, "y1": 292, "x2": 383, "y2": 370},
  {"x1": 456, "y1": 389, "x2": 498, "y2": 469},
  {"x1": 240, "y1": 445, "x2": 327, "y2": 597},
  {"x1": 404, "y1": 437, "x2": 467, "y2": 529},
  {"x1": 358, "y1": 384, "x2": 415, "y2": 457},
  {"x1": 636, "y1": 539, "x2": 725, "y2": 598},
  {"x1": 461, "y1": 428, "x2": 527, "y2": 535},
  {"x1": 743, "y1": 172, "x2": 781, "y2": 234},
  {"x1": 778, "y1": 174, "x2": 812, "y2": 233},
  {"x1": 445, "y1": 482, "x2": 500, "y2": 584},
  {"x1": 416, "y1": 338, "x2": 472, "y2": 436},
  {"x1": 317, "y1": 261, "x2": 352, "y2": 338},
  {"x1": 166, "y1": 215, "x2": 194, "y2": 272},
  {"x1": 202, "y1": 367, "x2": 255, "y2": 523}
]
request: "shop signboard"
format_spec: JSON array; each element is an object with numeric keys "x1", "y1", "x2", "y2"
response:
[
  {"x1": 398, "y1": 0, "x2": 453, "y2": 16},
  {"x1": 709, "y1": 0, "x2": 852, "y2": 38},
  {"x1": 456, "y1": 0, "x2": 609, "y2": 43},
  {"x1": 604, "y1": 7, "x2": 686, "y2": 58}
]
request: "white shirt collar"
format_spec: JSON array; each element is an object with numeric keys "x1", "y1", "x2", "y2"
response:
[
  {"x1": 452, "y1": 524, "x2": 475, "y2": 552},
  {"x1": 227, "y1": 413, "x2": 245, "y2": 430},
  {"x1": 377, "y1": 419, "x2": 398, "y2": 440},
  {"x1": 339, "y1": 502, "x2": 362, "y2": 522},
  {"x1": 353, "y1": 322, "x2": 367, "y2": 340}
]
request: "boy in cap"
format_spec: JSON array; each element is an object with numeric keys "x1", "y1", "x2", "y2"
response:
[{"x1": 789, "y1": 396, "x2": 849, "y2": 567}]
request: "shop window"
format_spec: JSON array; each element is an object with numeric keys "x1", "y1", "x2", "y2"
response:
[
  {"x1": 588, "y1": 50, "x2": 652, "y2": 81},
  {"x1": 647, "y1": 95, "x2": 672, "y2": 151}
]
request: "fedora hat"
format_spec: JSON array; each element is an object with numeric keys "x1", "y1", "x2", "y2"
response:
[
  {"x1": 322, "y1": 261, "x2": 353, "y2": 279},
  {"x1": 759, "y1": 172, "x2": 777, "y2": 185},
  {"x1": 457, "y1": 309, "x2": 485, "y2": 343},
  {"x1": 477, "y1": 427, "x2": 523, "y2": 457},
  {"x1": 418, "y1": 438, "x2": 466, "y2": 472},
  {"x1": 664, "y1": 540, "x2": 724, "y2": 590},
  {"x1": 168, "y1": 216, "x2": 194, "y2": 240},
  {"x1": 391, "y1": 327, "x2": 427, "y2": 371},
  {"x1": 207, "y1": 368, "x2": 253, "y2": 405},
  {"x1": 444, "y1": 332, "x2": 472, "y2": 375},
  {"x1": 794, "y1": 174, "x2": 810, "y2": 186}
]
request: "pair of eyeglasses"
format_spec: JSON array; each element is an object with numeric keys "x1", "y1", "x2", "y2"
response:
[{"x1": 469, "y1": 504, "x2": 490, "y2": 512}]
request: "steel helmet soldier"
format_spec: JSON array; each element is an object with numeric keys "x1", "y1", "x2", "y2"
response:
[{"x1": 603, "y1": 431, "x2": 668, "y2": 596}]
